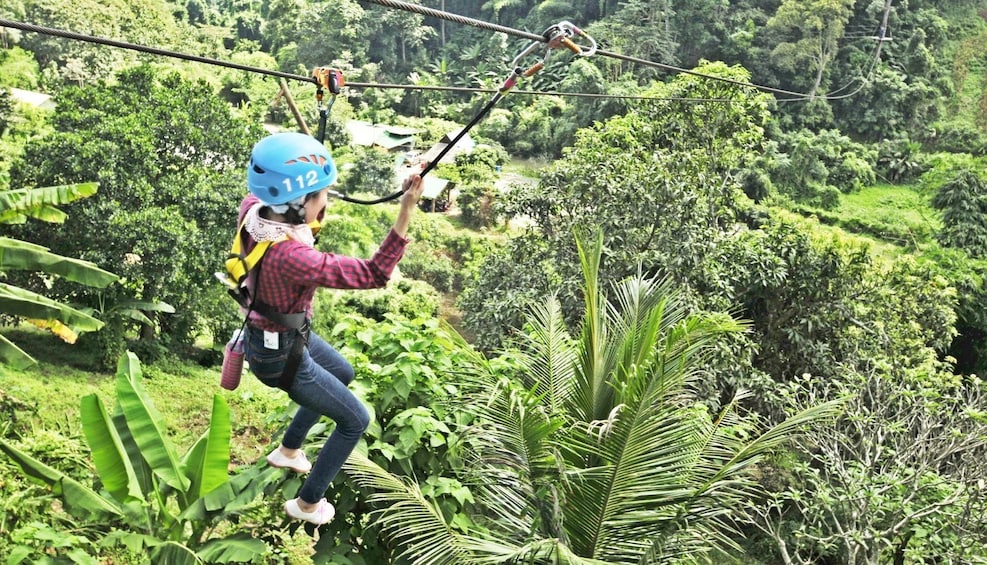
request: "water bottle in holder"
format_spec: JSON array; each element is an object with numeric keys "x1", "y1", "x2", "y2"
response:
[{"x1": 221, "y1": 329, "x2": 245, "y2": 390}]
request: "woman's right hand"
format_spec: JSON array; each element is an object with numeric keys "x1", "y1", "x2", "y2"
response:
[
  {"x1": 393, "y1": 169, "x2": 425, "y2": 237},
  {"x1": 399, "y1": 171, "x2": 425, "y2": 210}
]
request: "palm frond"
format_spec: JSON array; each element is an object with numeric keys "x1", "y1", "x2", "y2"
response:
[
  {"x1": 572, "y1": 230, "x2": 618, "y2": 423},
  {"x1": 465, "y1": 537, "x2": 613, "y2": 565},
  {"x1": 462, "y1": 373, "x2": 566, "y2": 538},
  {"x1": 561, "y1": 267, "x2": 752, "y2": 560},
  {"x1": 693, "y1": 397, "x2": 845, "y2": 495},
  {"x1": 344, "y1": 452, "x2": 489, "y2": 564},
  {"x1": 516, "y1": 294, "x2": 578, "y2": 412}
]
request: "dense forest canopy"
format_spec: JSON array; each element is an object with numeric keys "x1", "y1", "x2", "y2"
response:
[{"x1": 2, "y1": 0, "x2": 987, "y2": 563}]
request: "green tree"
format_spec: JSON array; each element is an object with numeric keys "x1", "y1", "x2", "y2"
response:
[
  {"x1": 366, "y1": 1, "x2": 435, "y2": 72},
  {"x1": 766, "y1": 0, "x2": 855, "y2": 98},
  {"x1": 290, "y1": 0, "x2": 369, "y2": 71},
  {"x1": 10, "y1": 65, "x2": 264, "y2": 359},
  {"x1": 933, "y1": 170, "x2": 987, "y2": 259},
  {"x1": 340, "y1": 145, "x2": 398, "y2": 198},
  {"x1": 770, "y1": 129, "x2": 877, "y2": 207},
  {"x1": 20, "y1": 0, "x2": 178, "y2": 84},
  {"x1": 463, "y1": 61, "x2": 772, "y2": 350},
  {"x1": 0, "y1": 182, "x2": 117, "y2": 368},
  {"x1": 345, "y1": 231, "x2": 839, "y2": 563},
  {"x1": 592, "y1": 0, "x2": 678, "y2": 71},
  {"x1": 755, "y1": 369, "x2": 987, "y2": 564},
  {"x1": 0, "y1": 46, "x2": 39, "y2": 90},
  {"x1": 0, "y1": 88, "x2": 10, "y2": 136}
]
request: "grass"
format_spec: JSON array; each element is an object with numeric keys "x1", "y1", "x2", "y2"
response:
[
  {"x1": 836, "y1": 183, "x2": 941, "y2": 244},
  {"x1": 0, "y1": 326, "x2": 288, "y2": 462},
  {"x1": 788, "y1": 184, "x2": 942, "y2": 255},
  {"x1": 502, "y1": 156, "x2": 551, "y2": 178}
]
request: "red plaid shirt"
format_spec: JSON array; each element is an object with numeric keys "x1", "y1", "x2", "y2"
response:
[{"x1": 238, "y1": 194, "x2": 409, "y2": 332}]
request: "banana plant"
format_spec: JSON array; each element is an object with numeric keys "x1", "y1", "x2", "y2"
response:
[
  {"x1": 0, "y1": 352, "x2": 281, "y2": 564},
  {"x1": 0, "y1": 182, "x2": 117, "y2": 368}
]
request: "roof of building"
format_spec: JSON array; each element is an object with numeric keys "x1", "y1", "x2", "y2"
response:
[
  {"x1": 419, "y1": 129, "x2": 476, "y2": 166},
  {"x1": 9, "y1": 88, "x2": 55, "y2": 109},
  {"x1": 346, "y1": 120, "x2": 420, "y2": 150}
]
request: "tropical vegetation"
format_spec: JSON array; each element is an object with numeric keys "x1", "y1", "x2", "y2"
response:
[{"x1": 1, "y1": 0, "x2": 987, "y2": 563}]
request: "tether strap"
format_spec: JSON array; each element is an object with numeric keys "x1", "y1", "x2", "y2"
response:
[
  {"x1": 247, "y1": 258, "x2": 309, "y2": 392},
  {"x1": 278, "y1": 318, "x2": 310, "y2": 391}
]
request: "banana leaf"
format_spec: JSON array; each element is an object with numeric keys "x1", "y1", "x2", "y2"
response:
[
  {"x1": 114, "y1": 352, "x2": 190, "y2": 492},
  {"x1": 196, "y1": 534, "x2": 269, "y2": 563},
  {"x1": 0, "y1": 182, "x2": 98, "y2": 224},
  {"x1": 0, "y1": 437, "x2": 124, "y2": 521},
  {"x1": 0, "y1": 333, "x2": 35, "y2": 369},
  {"x1": 0, "y1": 237, "x2": 117, "y2": 287},
  {"x1": 150, "y1": 541, "x2": 201, "y2": 565},
  {"x1": 182, "y1": 394, "x2": 231, "y2": 501},
  {"x1": 81, "y1": 393, "x2": 145, "y2": 504},
  {"x1": 0, "y1": 283, "x2": 104, "y2": 331}
]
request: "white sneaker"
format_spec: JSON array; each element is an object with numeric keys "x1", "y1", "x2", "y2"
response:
[
  {"x1": 266, "y1": 447, "x2": 312, "y2": 473},
  {"x1": 285, "y1": 497, "x2": 334, "y2": 525}
]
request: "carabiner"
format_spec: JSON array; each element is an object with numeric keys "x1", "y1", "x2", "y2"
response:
[
  {"x1": 499, "y1": 21, "x2": 596, "y2": 93},
  {"x1": 509, "y1": 39, "x2": 547, "y2": 77},
  {"x1": 555, "y1": 21, "x2": 597, "y2": 57}
]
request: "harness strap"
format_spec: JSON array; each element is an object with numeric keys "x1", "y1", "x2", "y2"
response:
[{"x1": 220, "y1": 215, "x2": 320, "y2": 391}]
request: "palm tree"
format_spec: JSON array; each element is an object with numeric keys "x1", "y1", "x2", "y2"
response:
[
  {"x1": 345, "y1": 231, "x2": 840, "y2": 563},
  {"x1": 0, "y1": 182, "x2": 117, "y2": 368}
]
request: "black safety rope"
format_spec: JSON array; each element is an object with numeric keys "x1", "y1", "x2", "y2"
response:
[{"x1": 333, "y1": 20, "x2": 598, "y2": 205}]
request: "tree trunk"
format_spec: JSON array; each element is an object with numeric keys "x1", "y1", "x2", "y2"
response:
[{"x1": 893, "y1": 532, "x2": 913, "y2": 565}]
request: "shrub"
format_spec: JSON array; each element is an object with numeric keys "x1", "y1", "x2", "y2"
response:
[
  {"x1": 310, "y1": 277, "x2": 440, "y2": 335},
  {"x1": 339, "y1": 146, "x2": 398, "y2": 198},
  {"x1": 772, "y1": 129, "x2": 878, "y2": 201}
]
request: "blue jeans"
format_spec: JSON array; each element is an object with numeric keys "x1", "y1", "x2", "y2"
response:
[{"x1": 243, "y1": 325, "x2": 370, "y2": 504}]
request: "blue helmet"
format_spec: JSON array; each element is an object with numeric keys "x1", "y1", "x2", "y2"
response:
[{"x1": 247, "y1": 132, "x2": 338, "y2": 205}]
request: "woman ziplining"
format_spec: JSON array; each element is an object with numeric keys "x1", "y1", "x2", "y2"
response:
[
  {"x1": 209, "y1": 20, "x2": 597, "y2": 527},
  {"x1": 224, "y1": 131, "x2": 425, "y2": 525}
]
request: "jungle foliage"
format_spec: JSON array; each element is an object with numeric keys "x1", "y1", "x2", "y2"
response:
[{"x1": 2, "y1": 0, "x2": 987, "y2": 563}]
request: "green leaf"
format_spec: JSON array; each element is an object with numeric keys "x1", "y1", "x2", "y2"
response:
[
  {"x1": 0, "y1": 333, "x2": 36, "y2": 369},
  {"x1": 6, "y1": 545, "x2": 33, "y2": 565},
  {"x1": 149, "y1": 541, "x2": 200, "y2": 565},
  {"x1": 0, "y1": 237, "x2": 118, "y2": 288},
  {"x1": 343, "y1": 452, "x2": 486, "y2": 564},
  {"x1": 0, "y1": 183, "x2": 99, "y2": 224},
  {"x1": 0, "y1": 437, "x2": 124, "y2": 521},
  {"x1": 81, "y1": 394, "x2": 145, "y2": 505},
  {"x1": 196, "y1": 534, "x2": 269, "y2": 563},
  {"x1": 182, "y1": 395, "x2": 231, "y2": 500},
  {"x1": 114, "y1": 352, "x2": 190, "y2": 492},
  {"x1": 0, "y1": 283, "x2": 104, "y2": 331}
]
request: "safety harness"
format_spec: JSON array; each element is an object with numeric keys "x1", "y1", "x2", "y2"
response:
[{"x1": 217, "y1": 217, "x2": 320, "y2": 391}]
